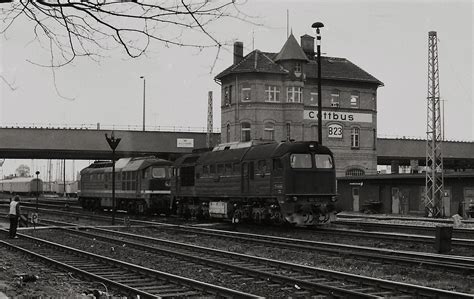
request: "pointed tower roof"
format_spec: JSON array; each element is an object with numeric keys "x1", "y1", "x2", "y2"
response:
[{"x1": 274, "y1": 33, "x2": 309, "y2": 62}]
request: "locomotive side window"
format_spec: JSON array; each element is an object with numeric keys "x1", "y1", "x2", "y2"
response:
[
  {"x1": 217, "y1": 164, "x2": 225, "y2": 174},
  {"x1": 290, "y1": 154, "x2": 312, "y2": 168},
  {"x1": 203, "y1": 165, "x2": 209, "y2": 175},
  {"x1": 225, "y1": 163, "x2": 232, "y2": 174},
  {"x1": 315, "y1": 154, "x2": 334, "y2": 168},
  {"x1": 180, "y1": 166, "x2": 195, "y2": 186},
  {"x1": 210, "y1": 165, "x2": 216, "y2": 174},
  {"x1": 232, "y1": 163, "x2": 240, "y2": 173},
  {"x1": 152, "y1": 167, "x2": 166, "y2": 178}
]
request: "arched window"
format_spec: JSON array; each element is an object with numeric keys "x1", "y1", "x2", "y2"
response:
[
  {"x1": 345, "y1": 168, "x2": 365, "y2": 176},
  {"x1": 351, "y1": 127, "x2": 360, "y2": 148},
  {"x1": 241, "y1": 122, "x2": 251, "y2": 142},
  {"x1": 264, "y1": 122, "x2": 275, "y2": 141},
  {"x1": 226, "y1": 124, "x2": 231, "y2": 142}
]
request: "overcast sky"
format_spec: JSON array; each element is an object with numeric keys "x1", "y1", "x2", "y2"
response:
[{"x1": 0, "y1": 0, "x2": 473, "y2": 180}]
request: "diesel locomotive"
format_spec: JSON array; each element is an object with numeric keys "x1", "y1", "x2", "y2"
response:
[
  {"x1": 171, "y1": 140, "x2": 337, "y2": 225},
  {"x1": 78, "y1": 140, "x2": 337, "y2": 225},
  {"x1": 78, "y1": 157, "x2": 172, "y2": 214}
]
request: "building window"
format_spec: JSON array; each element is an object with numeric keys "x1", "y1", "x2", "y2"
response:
[
  {"x1": 241, "y1": 122, "x2": 251, "y2": 142},
  {"x1": 350, "y1": 91, "x2": 359, "y2": 108},
  {"x1": 287, "y1": 86, "x2": 302, "y2": 103},
  {"x1": 241, "y1": 83, "x2": 251, "y2": 102},
  {"x1": 294, "y1": 63, "x2": 302, "y2": 76},
  {"x1": 351, "y1": 127, "x2": 360, "y2": 148},
  {"x1": 331, "y1": 90, "x2": 340, "y2": 107},
  {"x1": 264, "y1": 122, "x2": 274, "y2": 141},
  {"x1": 286, "y1": 123, "x2": 291, "y2": 140},
  {"x1": 265, "y1": 85, "x2": 280, "y2": 102},
  {"x1": 224, "y1": 85, "x2": 232, "y2": 105},
  {"x1": 226, "y1": 123, "x2": 231, "y2": 142},
  {"x1": 309, "y1": 88, "x2": 318, "y2": 106},
  {"x1": 346, "y1": 168, "x2": 365, "y2": 176}
]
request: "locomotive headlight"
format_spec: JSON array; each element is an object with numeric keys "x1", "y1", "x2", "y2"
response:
[
  {"x1": 292, "y1": 196, "x2": 298, "y2": 201},
  {"x1": 165, "y1": 181, "x2": 170, "y2": 187},
  {"x1": 330, "y1": 195, "x2": 338, "y2": 202}
]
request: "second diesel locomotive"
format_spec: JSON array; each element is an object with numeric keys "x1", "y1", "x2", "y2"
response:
[
  {"x1": 171, "y1": 140, "x2": 337, "y2": 225},
  {"x1": 78, "y1": 157, "x2": 172, "y2": 214}
]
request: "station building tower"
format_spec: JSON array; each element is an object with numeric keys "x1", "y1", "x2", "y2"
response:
[{"x1": 214, "y1": 33, "x2": 383, "y2": 176}]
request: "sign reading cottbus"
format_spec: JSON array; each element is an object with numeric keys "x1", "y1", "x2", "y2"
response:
[{"x1": 304, "y1": 110, "x2": 372, "y2": 123}]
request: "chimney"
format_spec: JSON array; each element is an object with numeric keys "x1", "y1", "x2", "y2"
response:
[
  {"x1": 300, "y1": 34, "x2": 315, "y2": 59},
  {"x1": 233, "y1": 41, "x2": 243, "y2": 65}
]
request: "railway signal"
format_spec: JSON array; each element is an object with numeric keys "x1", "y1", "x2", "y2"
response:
[{"x1": 105, "y1": 131, "x2": 121, "y2": 225}]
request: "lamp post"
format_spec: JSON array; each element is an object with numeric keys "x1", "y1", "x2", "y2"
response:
[
  {"x1": 105, "y1": 131, "x2": 121, "y2": 225},
  {"x1": 35, "y1": 171, "x2": 40, "y2": 212},
  {"x1": 140, "y1": 76, "x2": 146, "y2": 131},
  {"x1": 312, "y1": 22, "x2": 324, "y2": 145}
]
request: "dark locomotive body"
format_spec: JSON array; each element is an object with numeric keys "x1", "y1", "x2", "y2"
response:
[
  {"x1": 171, "y1": 140, "x2": 337, "y2": 225},
  {"x1": 78, "y1": 157, "x2": 172, "y2": 214}
]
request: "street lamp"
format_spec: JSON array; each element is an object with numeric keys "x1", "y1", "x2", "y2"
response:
[
  {"x1": 105, "y1": 131, "x2": 121, "y2": 225},
  {"x1": 35, "y1": 171, "x2": 40, "y2": 212},
  {"x1": 312, "y1": 21, "x2": 324, "y2": 145},
  {"x1": 140, "y1": 76, "x2": 146, "y2": 131}
]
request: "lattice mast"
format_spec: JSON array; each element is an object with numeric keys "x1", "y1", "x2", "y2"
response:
[
  {"x1": 206, "y1": 91, "x2": 213, "y2": 148},
  {"x1": 425, "y1": 31, "x2": 444, "y2": 217}
]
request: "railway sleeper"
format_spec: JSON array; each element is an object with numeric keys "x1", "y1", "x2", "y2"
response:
[
  {"x1": 138, "y1": 284, "x2": 179, "y2": 291},
  {"x1": 159, "y1": 291, "x2": 202, "y2": 297}
]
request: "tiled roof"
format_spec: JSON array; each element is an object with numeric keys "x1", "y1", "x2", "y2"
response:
[
  {"x1": 215, "y1": 50, "x2": 288, "y2": 80},
  {"x1": 305, "y1": 57, "x2": 383, "y2": 85},
  {"x1": 215, "y1": 40, "x2": 383, "y2": 85},
  {"x1": 274, "y1": 33, "x2": 309, "y2": 62}
]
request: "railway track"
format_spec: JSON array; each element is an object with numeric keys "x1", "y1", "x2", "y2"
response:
[
  {"x1": 0, "y1": 229, "x2": 260, "y2": 298},
  {"x1": 315, "y1": 227, "x2": 474, "y2": 249},
  {"x1": 25, "y1": 224, "x2": 473, "y2": 298},
  {"x1": 143, "y1": 224, "x2": 474, "y2": 274}
]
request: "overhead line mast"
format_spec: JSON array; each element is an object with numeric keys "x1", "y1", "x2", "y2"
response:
[{"x1": 425, "y1": 31, "x2": 444, "y2": 217}]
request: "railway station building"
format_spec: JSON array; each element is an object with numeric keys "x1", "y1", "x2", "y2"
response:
[{"x1": 215, "y1": 33, "x2": 383, "y2": 177}]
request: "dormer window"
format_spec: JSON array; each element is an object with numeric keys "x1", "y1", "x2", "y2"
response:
[{"x1": 294, "y1": 63, "x2": 302, "y2": 77}]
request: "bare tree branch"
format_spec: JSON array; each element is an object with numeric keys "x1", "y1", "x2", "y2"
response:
[{"x1": 0, "y1": 0, "x2": 258, "y2": 67}]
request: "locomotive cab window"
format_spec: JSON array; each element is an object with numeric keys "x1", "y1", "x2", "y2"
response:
[
  {"x1": 152, "y1": 167, "x2": 166, "y2": 178},
  {"x1": 315, "y1": 154, "x2": 334, "y2": 169},
  {"x1": 290, "y1": 154, "x2": 312, "y2": 169}
]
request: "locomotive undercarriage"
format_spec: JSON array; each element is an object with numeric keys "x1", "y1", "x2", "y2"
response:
[
  {"x1": 174, "y1": 196, "x2": 335, "y2": 226},
  {"x1": 279, "y1": 196, "x2": 336, "y2": 225}
]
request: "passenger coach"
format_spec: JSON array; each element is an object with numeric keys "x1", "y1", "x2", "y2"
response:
[{"x1": 171, "y1": 140, "x2": 337, "y2": 225}]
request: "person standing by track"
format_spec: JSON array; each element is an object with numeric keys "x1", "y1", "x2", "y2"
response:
[{"x1": 8, "y1": 195, "x2": 21, "y2": 239}]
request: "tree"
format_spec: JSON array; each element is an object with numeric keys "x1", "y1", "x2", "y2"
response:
[
  {"x1": 15, "y1": 164, "x2": 30, "y2": 177},
  {"x1": 0, "y1": 0, "x2": 252, "y2": 67}
]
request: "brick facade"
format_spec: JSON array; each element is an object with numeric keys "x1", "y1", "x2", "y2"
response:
[{"x1": 215, "y1": 34, "x2": 383, "y2": 177}]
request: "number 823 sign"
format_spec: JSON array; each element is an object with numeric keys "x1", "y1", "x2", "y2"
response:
[{"x1": 328, "y1": 124, "x2": 343, "y2": 138}]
